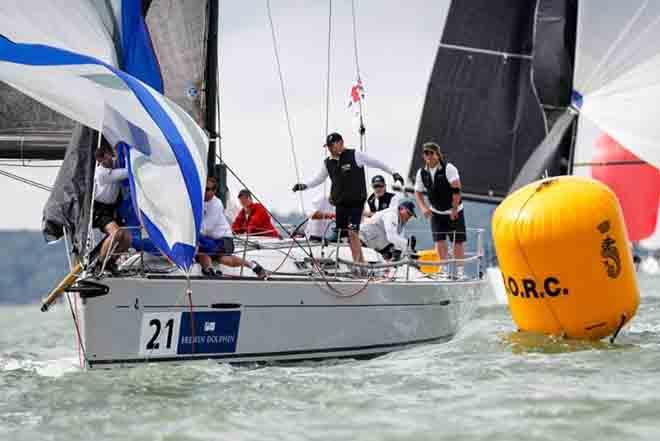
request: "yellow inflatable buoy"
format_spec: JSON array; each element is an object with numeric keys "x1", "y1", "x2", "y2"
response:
[
  {"x1": 492, "y1": 176, "x2": 639, "y2": 340},
  {"x1": 417, "y1": 249, "x2": 441, "y2": 274}
]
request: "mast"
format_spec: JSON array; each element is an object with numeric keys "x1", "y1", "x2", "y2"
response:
[{"x1": 205, "y1": 0, "x2": 219, "y2": 179}]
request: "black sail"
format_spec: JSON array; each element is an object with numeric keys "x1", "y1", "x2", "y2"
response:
[
  {"x1": 410, "y1": 0, "x2": 577, "y2": 201},
  {"x1": 0, "y1": 82, "x2": 73, "y2": 160}
]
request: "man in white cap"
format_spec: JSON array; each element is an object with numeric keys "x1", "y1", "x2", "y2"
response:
[{"x1": 292, "y1": 132, "x2": 404, "y2": 263}]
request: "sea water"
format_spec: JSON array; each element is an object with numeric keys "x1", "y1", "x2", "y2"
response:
[{"x1": 1, "y1": 275, "x2": 659, "y2": 441}]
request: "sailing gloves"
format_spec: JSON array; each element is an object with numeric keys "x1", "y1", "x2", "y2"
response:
[
  {"x1": 292, "y1": 183, "x2": 307, "y2": 192},
  {"x1": 392, "y1": 172, "x2": 404, "y2": 186}
]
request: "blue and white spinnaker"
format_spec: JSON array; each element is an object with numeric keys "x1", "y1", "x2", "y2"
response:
[{"x1": 0, "y1": 0, "x2": 208, "y2": 271}]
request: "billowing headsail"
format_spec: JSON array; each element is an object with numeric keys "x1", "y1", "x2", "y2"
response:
[
  {"x1": 571, "y1": 0, "x2": 660, "y2": 246},
  {"x1": 410, "y1": 0, "x2": 577, "y2": 201},
  {"x1": 0, "y1": 0, "x2": 209, "y2": 271}
]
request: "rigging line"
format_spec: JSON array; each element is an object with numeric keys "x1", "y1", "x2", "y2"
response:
[
  {"x1": 218, "y1": 153, "x2": 371, "y2": 296},
  {"x1": 218, "y1": 154, "x2": 314, "y2": 260},
  {"x1": 0, "y1": 167, "x2": 52, "y2": 192},
  {"x1": 322, "y1": 0, "x2": 333, "y2": 203},
  {"x1": 265, "y1": 0, "x2": 305, "y2": 216}
]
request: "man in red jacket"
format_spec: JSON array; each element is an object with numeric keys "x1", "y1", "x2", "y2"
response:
[{"x1": 232, "y1": 189, "x2": 280, "y2": 238}]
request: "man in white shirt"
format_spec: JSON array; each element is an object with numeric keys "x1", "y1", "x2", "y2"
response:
[
  {"x1": 414, "y1": 142, "x2": 466, "y2": 266},
  {"x1": 92, "y1": 140, "x2": 131, "y2": 270},
  {"x1": 305, "y1": 194, "x2": 336, "y2": 242},
  {"x1": 292, "y1": 132, "x2": 405, "y2": 263},
  {"x1": 359, "y1": 200, "x2": 416, "y2": 260},
  {"x1": 197, "y1": 177, "x2": 267, "y2": 278}
]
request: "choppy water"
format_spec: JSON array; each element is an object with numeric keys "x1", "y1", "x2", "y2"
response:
[{"x1": 1, "y1": 276, "x2": 660, "y2": 441}]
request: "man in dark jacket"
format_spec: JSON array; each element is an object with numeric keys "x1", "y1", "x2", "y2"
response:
[
  {"x1": 292, "y1": 132, "x2": 404, "y2": 263},
  {"x1": 414, "y1": 142, "x2": 466, "y2": 275},
  {"x1": 365, "y1": 174, "x2": 398, "y2": 217}
]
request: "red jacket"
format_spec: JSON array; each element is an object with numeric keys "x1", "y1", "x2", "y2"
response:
[{"x1": 232, "y1": 202, "x2": 279, "y2": 237}]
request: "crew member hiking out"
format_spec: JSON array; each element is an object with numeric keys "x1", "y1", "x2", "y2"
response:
[
  {"x1": 414, "y1": 142, "x2": 467, "y2": 277},
  {"x1": 292, "y1": 132, "x2": 405, "y2": 263}
]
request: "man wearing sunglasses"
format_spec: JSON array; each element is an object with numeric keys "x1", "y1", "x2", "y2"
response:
[
  {"x1": 197, "y1": 177, "x2": 267, "y2": 278},
  {"x1": 365, "y1": 175, "x2": 398, "y2": 218},
  {"x1": 414, "y1": 142, "x2": 466, "y2": 273},
  {"x1": 292, "y1": 132, "x2": 404, "y2": 263}
]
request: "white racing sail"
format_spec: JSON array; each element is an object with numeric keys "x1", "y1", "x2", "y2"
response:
[
  {"x1": 0, "y1": 0, "x2": 208, "y2": 271},
  {"x1": 572, "y1": 0, "x2": 660, "y2": 247}
]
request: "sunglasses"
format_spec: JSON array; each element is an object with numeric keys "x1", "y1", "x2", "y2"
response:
[
  {"x1": 423, "y1": 150, "x2": 436, "y2": 156},
  {"x1": 205, "y1": 187, "x2": 215, "y2": 192},
  {"x1": 372, "y1": 184, "x2": 385, "y2": 189}
]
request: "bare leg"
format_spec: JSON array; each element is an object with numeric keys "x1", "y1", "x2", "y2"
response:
[
  {"x1": 197, "y1": 252, "x2": 213, "y2": 270},
  {"x1": 454, "y1": 242, "x2": 465, "y2": 260},
  {"x1": 219, "y1": 255, "x2": 253, "y2": 268},
  {"x1": 219, "y1": 255, "x2": 267, "y2": 278},
  {"x1": 101, "y1": 222, "x2": 123, "y2": 260},
  {"x1": 435, "y1": 240, "x2": 449, "y2": 261},
  {"x1": 349, "y1": 231, "x2": 364, "y2": 263}
]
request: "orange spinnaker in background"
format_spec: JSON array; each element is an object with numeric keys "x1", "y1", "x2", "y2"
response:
[{"x1": 591, "y1": 134, "x2": 660, "y2": 242}]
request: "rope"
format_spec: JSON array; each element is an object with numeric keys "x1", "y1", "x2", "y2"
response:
[
  {"x1": 0, "y1": 167, "x2": 52, "y2": 192},
  {"x1": 265, "y1": 0, "x2": 305, "y2": 216},
  {"x1": 324, "y1": 0, "x2": 333, "y2": 138},
  {"x1": 65, "y1": 292, "x2": 88, "y2": 369}
]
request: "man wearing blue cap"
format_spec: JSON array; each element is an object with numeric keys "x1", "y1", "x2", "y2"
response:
[
  {"x1": 359, "y1": 200, "x2": 417, "y2": 261},
  {"x1": 292, "y1": 132, "x2": 404, "y2": 263}
]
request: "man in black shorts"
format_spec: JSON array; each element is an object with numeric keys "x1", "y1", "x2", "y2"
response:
[
  {"x1": 414, "y1": 142, "x2": 466, "y2": 271},
  {"x1": 292, "y1": 132, "x2": 404, "y2": 262},
  {"x1": 93, "y1": 139, "x2": 132, "y2": 272}
]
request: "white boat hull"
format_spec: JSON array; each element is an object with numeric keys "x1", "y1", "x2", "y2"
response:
[{"x1": 76, "y1": 275, "x2": 485, "y2": 368}]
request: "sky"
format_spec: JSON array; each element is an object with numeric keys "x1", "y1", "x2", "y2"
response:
[{"x1": 0, "y1": 0, "x2": 451, "y2": 230}]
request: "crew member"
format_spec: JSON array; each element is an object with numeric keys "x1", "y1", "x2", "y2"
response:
[
  {"x1": 365, "y1": 175, "x2": 398, "y2": 217},
  {"x1": 305, "y1": 194, "x2": 336, "y2": 243},
  {"x1": 232, "y1": 189, "x2": 279, "y2": 238},
  {"x1": 292, "y1": 132, "x2": 404, "y2": 262},
  {"x1": 414, "y1": 142, "x2": 466, "y2": 274},
  {"x1": 93, "y1": 138, "x2": 132, "y2": 273},
  {"x1": 359, "y1": 201, "x2": 417, "y2": 260},
  {"x1": 198, "y1": 177, "x2": 267, "y2": 278}
]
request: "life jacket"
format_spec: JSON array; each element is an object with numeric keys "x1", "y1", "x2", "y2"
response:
[
  {"x1": 420, "y1": 161, "x2": 455, "y2": 211},
  {"x1": 367, "y1": 191, "x2": 395, "y2": 213},
  {"x1": 325, "y1": 149, "x2": 366, "y2": 207}
]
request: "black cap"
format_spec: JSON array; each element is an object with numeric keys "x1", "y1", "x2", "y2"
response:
[
  {"x1": 371, "y1": 175, "x2": 386, "y2": 186},
  {"x1": 325, "y1": 132, "x2": 343, "y2": 146},
  {"x1": 422, "y1": 142, "x2": 441, "y2": 154},
  {"x1": 399, "y1": 200, "x2": 417, "y2": 217},
  {"x1": 237, "y1": 189, "x2": 252, "y2": 198}
]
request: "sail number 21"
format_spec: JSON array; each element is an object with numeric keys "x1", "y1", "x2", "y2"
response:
[{"x1": 139, "y1": 312, "x2": 181, "y2": 356}]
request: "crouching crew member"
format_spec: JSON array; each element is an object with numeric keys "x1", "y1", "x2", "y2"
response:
[
  {"x1": 365, "y1": 175, "x2": 398, "y2": 218},
  {"x1": 93, "y1": 138, "x2": 132, "y2": 273},
  {"x1": 359, "y1": 201, "x2": 416, "y2": 261},
  {"x1": 292, "y1": 132, "x2": 405, "y2": 263},
  {"x1": 414, "y1": 142, "x2": 466, "y2": 268},
  {"x1": 232, "y1": 189, "x2": 280, "y2": 238},
  {"x1": 198, "y1": 177, "x2": 267, "y2": 278}
]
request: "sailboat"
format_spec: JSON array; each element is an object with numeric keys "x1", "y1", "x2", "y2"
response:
[
  {"x1": 0, "y1": 1, "x2": 486, "y2": 368},
  {"x1": 410, "y1": 0, "x2": 660, "y2": 301}
]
